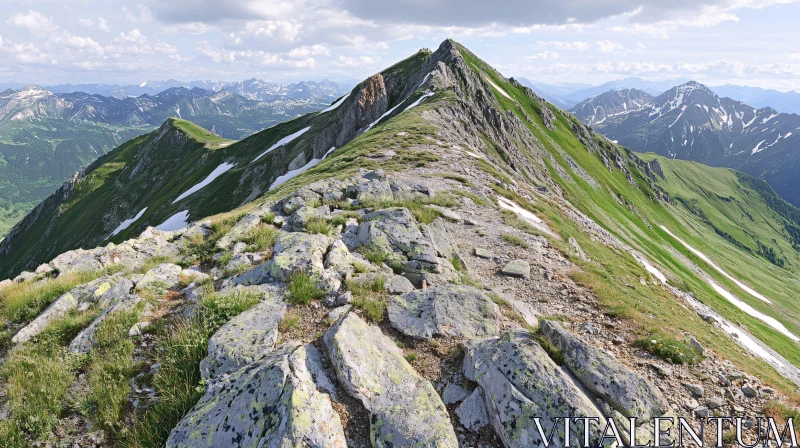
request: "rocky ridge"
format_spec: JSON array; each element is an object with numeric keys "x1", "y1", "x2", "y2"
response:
[{"x1": 0, "y1": 39, "x2": 796, "y2": 448}]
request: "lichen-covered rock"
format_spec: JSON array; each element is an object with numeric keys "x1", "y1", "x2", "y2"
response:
[
  {"x1": 539, "y1": 320, "x2": 666, "y2": 421},
  {"x1": 13, "y1": 292, "x2": 77, "y2": 343},
  {"x1": 200, "y1": 284, "x2": 287, "y2": 379},
  {"x1": 357, "y1": 208, "x2": 458, "y2": 287},
  {"x1": 324, "y1": 313, "x2": 457, "y2": 447},
  {"x1": 501, "y1": 259, "x2": 530, "y2": 278},
  {"x1": 324, "y1": 239, "x2": 372, "y2": 276},
  {"x1": 456, "y1": 388, "x2": 489, "y2": 432},
  {"x1": 0, "y1": 279, "x2": 13, "y2": 290},
  {"x1": 13, "y1": 271, "x2": 37, "y2": 283},
  {"x1": 234, "y1": 232, "x2": 330, "y2": 285},
  {"x1": 136, "y1": 263, "x2": 182, "y2": 291},
  {"x1": 50, "y1": 248, "x2": 104, "y2": 274},
  {"x1": 539, "y1": 320, "x2": 666, "y2": 422},
  {"x1": 384, "y1": 274, "x2": 415, "y2": 294},
  {"x1": 35, "y1": 263, "x2": 54, "y2": 275},
  {"x1": 463, "y1": 331, "x2": 608, "y2": 447},
  {"x1": 82, "y1": 277, "x2": 133, "y2": 311},
  {"x1": 354, "y1": 178, "x2": 394, "y2": 203},
  {"x1": 136, "y1": 264, "x2": 206, "y2": 293},
  {"x1": 69, "y1": 295, "x2": 144, "y2": 353},
  {"x1": 388, "y1": 284, "x2": 500, "y2": 340},
  {"x1": 167, "y1": 343, "x2": 346, "y2": 448}
]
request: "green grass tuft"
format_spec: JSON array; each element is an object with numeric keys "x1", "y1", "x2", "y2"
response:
[
  {"x1": 502, "y1": 233, "x2": 528, "y2": 248},
  {"x1": 287, "y1": 271, "x2": 326, "y2": 305}
]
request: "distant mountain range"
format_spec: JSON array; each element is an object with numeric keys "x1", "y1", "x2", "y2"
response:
[
  {"x1": 571, "y1": 81, "x2": 800, "y2": 206},
  {"x1": 516, "y1": 76, "x2": 800, "y2": 115},
  {"x1": 0, "y1": 80, "x2": 350, "y2": 237}
]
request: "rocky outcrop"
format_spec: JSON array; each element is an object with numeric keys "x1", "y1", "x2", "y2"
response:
[
  {"x1": 200, "y1": 284, "x2": 287, "y2": 379},
  {"x1": 12, "y1": 275, "x2": 125, "y2": 344},
  {"x1": 12, "y1": 292, "x2": 78, "y2": 344},
  {"x1": 234, "y1": 232, "x2": 330, "y2": 285},
  {"x1": 167, "y1": 342, "x2": 346, "y2": 448},
  {"x1": 69, "y1": 295, "x2": 144, "y2": 353},
  {"x1": 387, "y1": 284, "x2": 500, "y2": 340},
  {"x1": 463, "y1": 331, "x2": 608, "y2": 447},
  {"x1": 539, "y1": 320, "x2": 667, "y2": 421},
  {"x1": 137, "y1": 263, "x2": 207, "y2": 293},
  {"x1": 356, "y1": 208, "x2": 459, "y2": 286},
  {"x1": 336, "y1": 73, "x2": 389, "y2": 147},
  {"x1": 324, "y1": 313, "x2": 458, "y2": 447}
]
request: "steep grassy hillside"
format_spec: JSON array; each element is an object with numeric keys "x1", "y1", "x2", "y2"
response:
[{"x1": 454, "y1": 44, "x2": 800, "y2": 380}]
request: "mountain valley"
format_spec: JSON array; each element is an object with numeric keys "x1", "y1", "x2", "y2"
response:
[{"x1": 0, "y1": 81, "x2": 350, "y2": 237}]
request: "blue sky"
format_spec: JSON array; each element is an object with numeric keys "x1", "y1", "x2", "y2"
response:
[{"x1": 1, "y1": 0, "x2": 798, "y2": 90}]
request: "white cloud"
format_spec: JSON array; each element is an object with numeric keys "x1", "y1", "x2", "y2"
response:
[
  {"x1": 79, "y1": 17, "x2": 110, "y2": 33},
  {"x1": 122, "y1": 4, "x2": 153, "y2": 23},
  {"x1": 98, "y1": 17, "x2": 111, "y2": 33},
  {"x1": 7, "y1": 10, "x2": 59, "y2": 36},
  {"x1": 791, "y1": 53, "x2": 800, "y2": 60},
  {"x1": 527, "y1": 51, "x2": 560, "y2": 60},
  {"x1": 536, "y1": 41, "x2": 591, "y2": 51},
  {"x1": 333, "y1": 55, "x2": 381, "y2": 68},
  {"x1": 596, "y1": 40, "x2": 625, "y2": 53}
]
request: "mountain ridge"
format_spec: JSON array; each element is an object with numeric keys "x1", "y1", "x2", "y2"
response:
[
  {"x1": 2, "y1": 39, "x2": 800, "y2": 447},
  {"x1": 577, "y1": 80, "x2": 800, "y2": 206}
]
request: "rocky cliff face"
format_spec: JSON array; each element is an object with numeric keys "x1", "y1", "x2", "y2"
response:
[{"x1": 0, "y1": 40, "x2": 797, "y2": 448}]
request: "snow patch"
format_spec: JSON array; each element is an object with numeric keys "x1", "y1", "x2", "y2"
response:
[
  {"x1": 364, "y1": 103, "x2": 404, "y2": 132},
  {"x1": 496, "y1": 196, "x2": 555, "y2": 237},
  {"x1": 109, "y1": 207, "x2": 147, "y2": 238},
  {"x1": 172, "y1": 162, "x2": 236, "y2": 204},
  {"x1": 660, "y1": 225, "x2": 771, "y2": 303},
  {"x1": 707, "y1": 281, "x2": 798, "y2": 341},
  {"x1": 251, "y1": 126, "x2": 312, "y2": 164},
  {"x1": 269, "y1": 146, "x2": 336, "y2": 190},
  {"x1": 404, "y1": 92, "x2": 435, "y2": 112},
  {"x1": 156, "y1": 210, "x2": 189, "y2": 232},
  {"x1": 319, "y1": 93, "x2": 350, "y2": 114},
  {"x1": 483, "y1": 77, "x2": 513, "y2": 100}
]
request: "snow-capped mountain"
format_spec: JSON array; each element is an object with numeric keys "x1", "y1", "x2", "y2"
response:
[
  {"x1": 569, "y1": 88, "x2": 654, "y2": 125},
  {"x1": 585, "y1": 81, "x2": 800, "y2": 206}
]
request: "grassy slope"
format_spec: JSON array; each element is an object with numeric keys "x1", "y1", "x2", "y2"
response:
[{"x1": 454, "y1": 43, "x2": 800, "y2": 394}]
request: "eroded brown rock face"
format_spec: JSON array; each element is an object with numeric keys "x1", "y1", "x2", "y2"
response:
[{"x1": 336, "y1": 73, "x2": 389, "y2": 147}]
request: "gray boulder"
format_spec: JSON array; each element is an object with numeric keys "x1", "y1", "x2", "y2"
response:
[
  {"x1": 135, "y1": 264, "x2": 183, "y2": 292},
  {"x1": 51, "y1": 249, "x2": 103, "y2": 274},
  {"x1": 443, "y1": 383, "x2": 469, "y2": 404},
  {"x1": 13, "y1": 271, "x2": 37, "y2": 283},
  {"x1": 0, "y1": 279, "x2": 12, "y2": 290},
  {"x1": 387, "y1": 284, "x2": 500, "y2": 340},
  {"x1": 234, "y1": 232, "x2": 330, "y2": 285},
  {"x1": 463, "y1": 331, "x2": 609, "y2": 448},
  {"x1": 539, "y1": 320, "x2": 666, "y2": 421},
  {"x1": 216, "y1": 203, "x2": 275, "y2": 249},
  {"x1": 456, "y1": 388, "x2": 489, "y2": 432},
  {"x1": 200, "y1": 285, "x2": 287, "y2": 379},
  {"x1": 12, "y1": 292, "x2": 78, "y2": 343},
  {"x1": 384, "y1": 274, "x2": 415, "y2": 294},
  {"x1": 69, "y1": 295, "x2": 144, "y2": 353},
  {"x1": 167, "y1": 343, "x2": 346, "y2": 448},
  {"x1": 501, "y1": 259, "x2": 530, "y2": 278},
  {"x1": 357, "y1": 208, "x2": 458, "y2": 287},
  {"x1": 325, "y1": 313, "x2": 457, "y2": 447}
]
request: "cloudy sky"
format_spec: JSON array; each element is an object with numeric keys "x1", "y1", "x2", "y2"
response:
[{"x1": 1, "y1": 0, "x2": 799, "y2": 90}]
